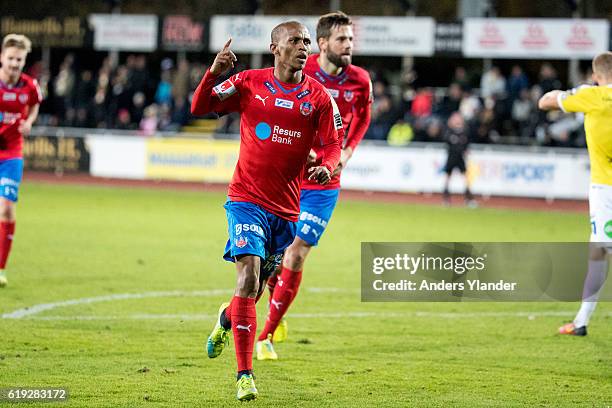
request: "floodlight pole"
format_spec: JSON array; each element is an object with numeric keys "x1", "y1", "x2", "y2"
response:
[
  {"x1": 568, "y1": 3, "x2": 581, "y2": 87},
  {"x1": 108, "y1": 2, "x2": 121, "y2": 69},
  {"x1": 250, "y1": 5, "x2": 263, "y2": 69}
]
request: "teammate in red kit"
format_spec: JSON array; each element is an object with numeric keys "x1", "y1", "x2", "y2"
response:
[
  {"x1": 191, "y1": 21, "x2": 342, "y2": 401},
  {"x1": 256, "y1": 11, "x2": 372, "y2": 359},
  {"x1": 0, "y1": 34, "x2": 41, "y2": 287}
]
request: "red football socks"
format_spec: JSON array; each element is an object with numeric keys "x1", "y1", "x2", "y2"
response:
[
  {"x1": 0, "y1": 221, "x2": 15, "y2": 269},
  {"x1": 231, "y1": 296, "x2": 257, "y2": 373},
  {"x1": 258, "y1": 266, "x2": 302, "y2": 342}
]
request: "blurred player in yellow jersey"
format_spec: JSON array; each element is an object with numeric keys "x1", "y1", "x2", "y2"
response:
[{"x1": 539, "y1": 51, "x2": 612, "y2": 336}]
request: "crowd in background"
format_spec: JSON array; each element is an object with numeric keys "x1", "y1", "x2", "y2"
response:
[
  {"x1": 31, "y1": 54, "x2": 205, "y2": 135},
  {"x1": 366, "y1": 63, "x2": 588, "y2": 148},
  {"x1": 28, "y1": 53, "x2": 588, "y2": 147}
]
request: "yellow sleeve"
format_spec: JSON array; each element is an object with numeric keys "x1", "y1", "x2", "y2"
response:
[{"x1": 558, "y1": 86, "x2": 600, "y2": 114}]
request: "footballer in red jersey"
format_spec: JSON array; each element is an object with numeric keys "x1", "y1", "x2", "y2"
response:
[
  {"x1": 0, "y1": 34, "x2": 41, "y2": 288},
  {"x1": 256, "y1": 12, "x2": 372, "y2": 356},
  {"x1": 191, "y1": 21, "x2": 342, "y2": 401}
]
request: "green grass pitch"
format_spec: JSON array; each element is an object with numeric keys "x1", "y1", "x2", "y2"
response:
[{"x1": 1, "y1": 181, "x2": 610, "y2": 407}]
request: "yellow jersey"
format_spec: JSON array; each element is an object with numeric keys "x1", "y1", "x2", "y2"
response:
[{"x1": 559, "y1": 85, "x2": 612, "y2": 186}]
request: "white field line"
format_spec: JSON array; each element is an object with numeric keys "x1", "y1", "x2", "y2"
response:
[
  {"x1": 20, "y1": 310, "x2": 606, "y2": 322},
  {"x1": 0, "y1": 288, "x2": 355, "y2": 319},
  {"x1": 2, "y1": 288, "x2": 608, "y2": 321}
]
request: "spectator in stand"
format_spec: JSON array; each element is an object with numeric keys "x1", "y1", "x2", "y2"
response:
[
  {"x1": 414, "y1": 117, "x2": 443, "y2": 143},
  {"x1": 116, "y1": 109, "x2": 135, "y2": 130},
  {"x1": 129, "y1": 55, "x2": 151, "y2": 98},
  {"x1": 453, "y1": 66, "x2": 471, "y2": 90},
  {"x1": 387, "y1": 119, "x2": 414, "y2": 146},
  {"x1": 459, "y1": 87, "x2": 481, "y2": 123},
  {"x1": 511, "y1": 88, "x2": 535, "y2": 139},
  {"x1": 52, "y1": 54, "x2": 75, "y2": 125},
  {"x1": 155, "y1": 65, "x2": 173, "y2": 106},
  {"x1": 507, "y1": 65, "x2": 529, "y2": 103},
  {"x1": 410, "y1": 87, "x2": 433, "y2": 119},
  {"x1": 171, "y1": 95, "x2": 191, "y2": 128},
  {"x1": 131, "y1": 91, "x2": 146, "y2": 125},
  {"x1": 435, "y1": 82, "x2": 463, "y2": 120},
  {"x1": 72, "y1": 70, "x2": 95, "y2": 127},
  {"x1": 107, "y1": 65, "x2": 132, "y2": 128},
  {"x1": 365, "y1": 94, "x2": 398, "y2": 140},
  {"x1": 139, "y1": 104, "x2": 158, "y2": 136},
  {"x1": 538, "y1": 63, "x2": 562, "y2": 94},
  {"x1": 480, "y1": 66, "x2": 506, "y2": 99},
  {"x1": 472, "y1": 100, "x2": 496, "y2": 144}
]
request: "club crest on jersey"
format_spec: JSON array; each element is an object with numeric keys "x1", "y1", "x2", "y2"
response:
[
  {"x1": 213, "y1": 79, "x2": 237, "y2": 101},
  {"x1": 327, "y1": 88, "x2": 339, "y2": 99},
  {"x1": 343, "y1": 90, "x2": 354, "y2": 102},
  {"x1": 300, "y1": 101, "x2": 313, "y2": 116},
  {"x1": 296, "y1": 89, "x2": 311, "y2": 99},
  {"x1": 274, "y1": 98, "x2": 294, "y2": 109},
  {"x1": 235, "y1": 236, "x2": 248, "y2": 248},
  {"x1": 264, "y1": 81, "x2": 277, "y2": 94},
  {"x1": 2, "y1": 93, "x2": 16, "y2": 101},
  {"x1": 18, "y1": 94, "x2": 28, "y2": 104}
]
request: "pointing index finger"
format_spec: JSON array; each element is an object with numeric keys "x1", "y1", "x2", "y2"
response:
[{"x1": 223, "y1": 37, "x2": 232, "y2": 51}]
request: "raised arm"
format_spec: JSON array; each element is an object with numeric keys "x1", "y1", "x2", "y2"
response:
[{"x1": 191, "y1": 38, "x2": 240, "y2": 116}]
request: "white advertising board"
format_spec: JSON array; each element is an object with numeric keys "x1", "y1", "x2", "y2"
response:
[
  {"x1": 463, "y1": 18, "x2": 609, "y2": 59},
  {"x1": 87, "y1": 136, "x2": 147, "y2": 179},
  {"x1": 341, "y1": 145, "x2": 590, "y2": 200},
  {"x1": 210, "y1": 16, "x2": 435, "y2": 56},
  {"x1": 86, "y1": 135, "x2": 590, "y2": 200},
  {"x1": 89, "y1": 14, "x2": 158, "y2": 51}
]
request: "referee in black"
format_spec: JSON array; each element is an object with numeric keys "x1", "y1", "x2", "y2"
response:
[{"x1": 442, "y1": 112, "x2": 476, "y2": 207}]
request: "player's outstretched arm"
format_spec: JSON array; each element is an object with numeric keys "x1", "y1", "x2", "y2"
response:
[
  {"x1": 191, "y1": 38, "x2": 239, "y2": 116},
  {"x1": 538, "y1": 90, "x2": 563, "y2": 111}
]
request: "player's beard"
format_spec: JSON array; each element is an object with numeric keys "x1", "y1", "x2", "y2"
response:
[{"x1": 326, "y1": 49, "x2": 351, "y2": 68}]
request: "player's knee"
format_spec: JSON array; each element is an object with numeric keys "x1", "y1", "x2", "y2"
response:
[
  {"x1": 285, "y1": 242, "x2": 311, "y2": 269},
  {"x1": 237, "y1": 270, "x2": 259, "y2": 297},
  {"x1": 0, "y1": 199, "x2": 15, "y2": 222}
]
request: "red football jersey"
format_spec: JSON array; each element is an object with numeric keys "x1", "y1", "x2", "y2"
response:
[
  {"x1": 301, "y1": 54, "x2": 372, "y2": 190},
  {"x1": 191, "y1": 67, "x2": 343, "y2": 221},
  {"x1": 0, "y1": 73, "x2": 42, "y2": 160}
]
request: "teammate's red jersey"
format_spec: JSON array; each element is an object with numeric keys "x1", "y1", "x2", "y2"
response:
[
  {"x1": 191, "y1": 67, "x2": 343, "y2": 221},
  {"x1": 301, "y1": 54, "x2": 372, "y2": 190},
  {"x1": 0, "y1": 73, "x2": 42, "y2": 160}
]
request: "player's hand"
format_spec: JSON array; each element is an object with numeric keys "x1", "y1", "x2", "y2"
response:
[
  {"x1": 210, "y1": 38, "x2": 238, "y2": 76},
  {"x1": 332, "y1": 147, "x2": 352, "y2": 177},
  {"x1": 307, "y1": 149, "x2": 317, "y2": 164},
  {"x1": 307, "y1": 165, "x2": 332, "y2": 185},
  {"x1": 18, "y1": 119, "x2": 32, "y2": 136}
]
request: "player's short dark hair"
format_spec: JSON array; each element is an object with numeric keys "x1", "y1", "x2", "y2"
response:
[
  {"x1": 316, "y1": 11, "x2": 352, "y2": 42},
  {"x1": 2, "y1": 34, "x2": 32, "y2": 53},
  {"x1": 271, "y1": 21, "x2": 303, "y2": 43},
  {"x1": 592, "y1": 52, "x2": 612, "y2": 77}
]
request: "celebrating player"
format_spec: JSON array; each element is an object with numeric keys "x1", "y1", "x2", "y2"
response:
[
  {"x1": 538, "y1": 51, "x2": 612, "y2": 336},
  {"x1": 255, "y1": 11, "x2": 372, "y2": 360},
  {"x1": 191, "y1": 22, "x2": 342, "y2": 401},
  {"x1": 0, "y1": 34, "x2": 41, "y2": 287}
]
